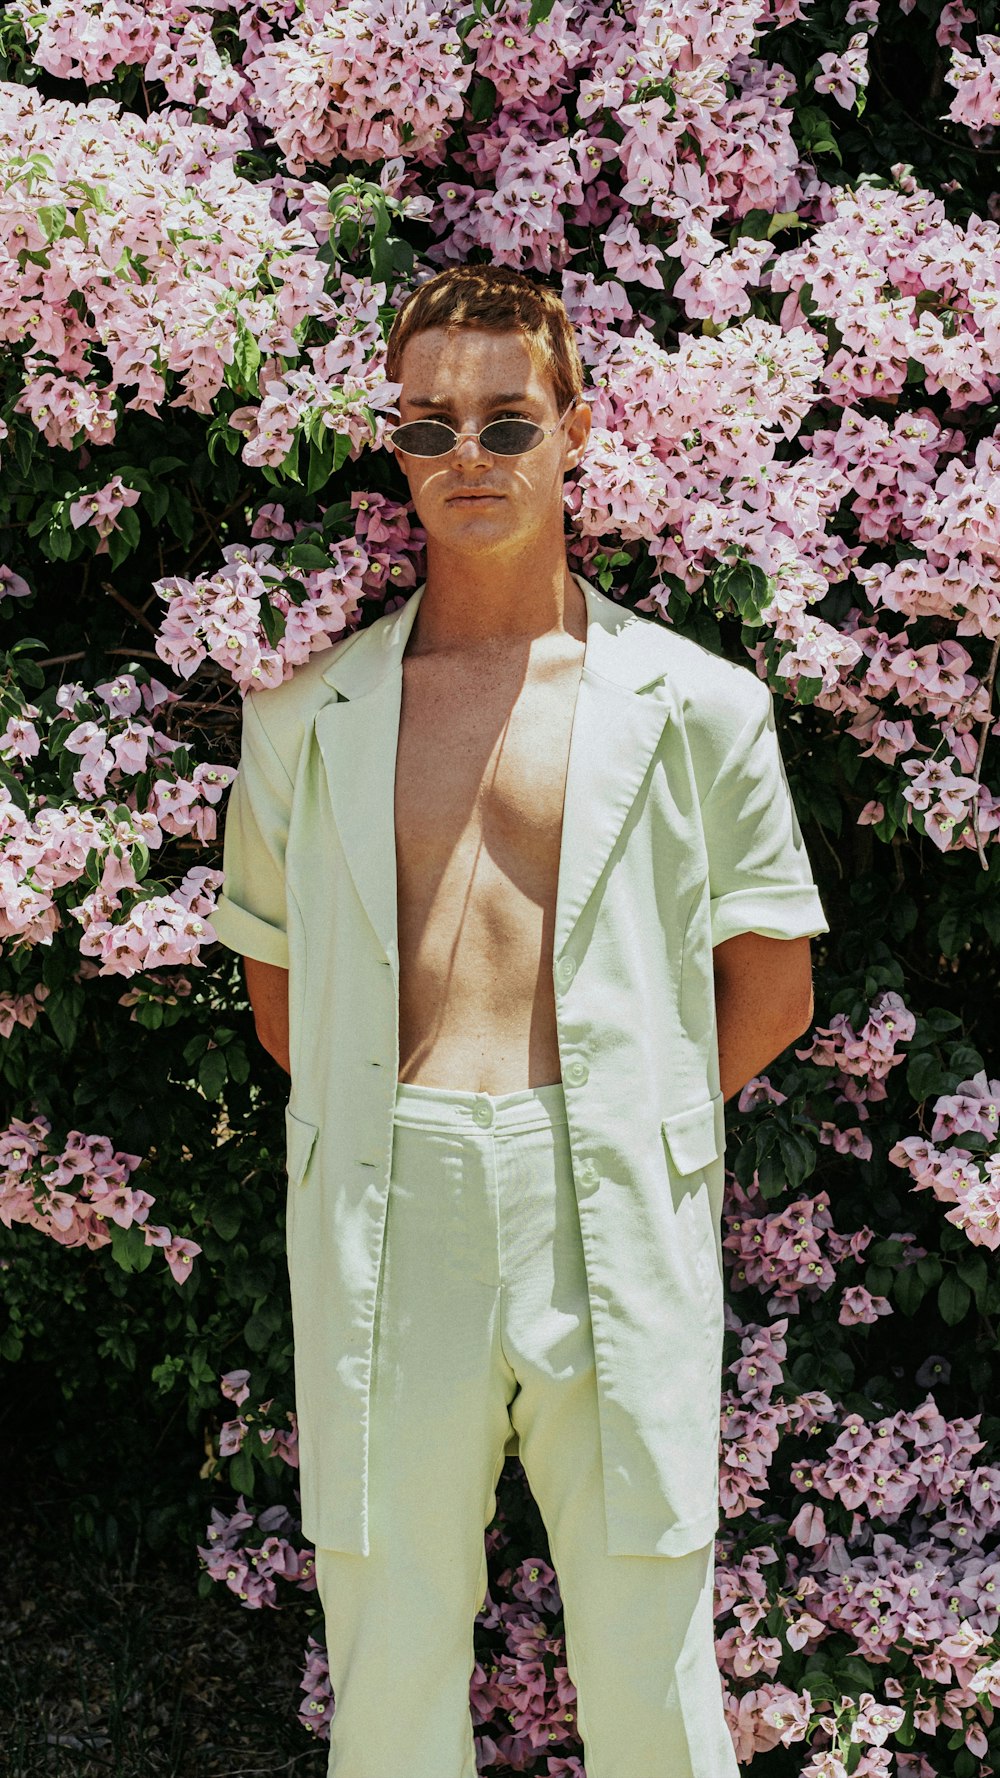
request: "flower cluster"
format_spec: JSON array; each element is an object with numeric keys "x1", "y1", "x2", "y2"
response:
[
  {"x1": 890, "y1": 1070, "x2": 1000, "y2": 1250},
  {"x1": 154, "y1": 539, "x2": 366, "y2": 693},
  {"x1": 0, "y1": 84, "x2": 326, "y2": 445},
  {"x1": 197, "y1": 1496, "x2": 317, "y2": 1609},
  {"x1": 248, "y1": 0, "x2": 474, "y2": 170},
  {"x1": 722, "y1": 1179, "x2": 880, "y2": 1315},
  {"x1": 217, "y1": 1367, "x2": 299, "y2": 1467},
  {"x1": 0, "y1": 1112, "x2": 200, "y2": 1282},
  {"x1": 0, "y1": 668, "x2": 231, "y2": 966},
  {"x1": 795, "y1": 990, "x2": 917, "y2": 1110}
]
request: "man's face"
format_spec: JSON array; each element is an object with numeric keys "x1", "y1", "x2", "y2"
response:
[{"x1": 387, "y1": 326, "x2": 591, "y2": 559}]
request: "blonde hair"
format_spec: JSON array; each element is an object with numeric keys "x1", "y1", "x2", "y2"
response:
[{"x1": 385, "y1": 265, "x2": 585, "y2": 413}]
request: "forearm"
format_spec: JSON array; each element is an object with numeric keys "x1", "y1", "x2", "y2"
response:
[
  {"x1": 712, "y1": 933, "x2": 815, "y2": 1105},
  {"x1": 714, "y1": 992, "x2": 808, "y2": 1105},
  {"x1": 243, "y1": 955, "x2": 291, "y2": 1076}
]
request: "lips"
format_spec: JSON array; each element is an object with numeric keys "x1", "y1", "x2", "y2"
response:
[{"x1": 447, "y1": 492, "x2": 502, "y2": 501}]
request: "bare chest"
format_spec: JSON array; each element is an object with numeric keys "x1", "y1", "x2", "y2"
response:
[{"x1": 394, "y1": 642, "x2": 585, "y2": 903}]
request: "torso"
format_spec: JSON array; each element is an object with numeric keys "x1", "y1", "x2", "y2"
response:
[{"x1": 394, "y1": 628, "x2": 586, "y2": 1094}]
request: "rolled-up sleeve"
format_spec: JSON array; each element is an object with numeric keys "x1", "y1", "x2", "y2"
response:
[
  {"x1": 702, "y1": 678, "x2": 829, "y2": 949},
  {"x1": 210, "y1": 692, "x2": 291, "y2": 969}
]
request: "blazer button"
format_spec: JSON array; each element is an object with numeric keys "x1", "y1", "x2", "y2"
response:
[
  {"x1": 565, "y1": 1058, "x2": 588, "y2": 1086},
  {"x1": 555, "y1": 955, "x2": 575, "y2": 987},
  {"x1": 579, "y1": 1160, "x2": 599, "y2": 1192}
]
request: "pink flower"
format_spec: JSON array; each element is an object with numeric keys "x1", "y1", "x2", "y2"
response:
[{"x1": 838, "y1": 1285, "x2": 893, "y2": 1325}]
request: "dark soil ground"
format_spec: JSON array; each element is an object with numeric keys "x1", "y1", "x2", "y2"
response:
[{"x1": 0, "y1": 1490, "x2": 330, "y2": 1778}]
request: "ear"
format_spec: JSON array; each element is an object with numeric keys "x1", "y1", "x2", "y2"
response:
[{"x1": 563, "y1": 400, "x2": 592, "y2": 472}]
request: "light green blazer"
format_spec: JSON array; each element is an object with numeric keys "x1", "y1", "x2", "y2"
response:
[{"x1": 211, "y1": 572, "x2": 829, "y2": 1558}]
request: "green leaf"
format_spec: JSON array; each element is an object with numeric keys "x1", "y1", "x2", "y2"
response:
[
  {"x1": 766, "y1": 210, "x2": 799, "y2": 239},
  {"x1": 227, "y1": 1044, "x2": 250, "y2": 1085},
  {"x1": 776, "y1": 1128, "x2": 816, "y2": 1192},
  {"x1": 906, "y1": 1048, "x2": 945, "y2": 1102},
  {"x1": 145, "y1": 483, "x2": 170, "y2": 525},
  {"x1": 46, "y1": 521, "x2": 74, "y2": 562},
  {"x1": 836, "y1": 1655, "x2": 874, "y2": 1689},
  {"x1": 212, "y1": 1201, "x2": 243, "y2": 1242},
  {"x1": 938, "y1": 1272, "x2": 971, "y2": 1327},
  {"x1": 287, "y1": 541, "x2": 333, "y2": 572},
  {"x1": 0, "y1": 763, "x2": 29, "y2": 811},
  {"x1": 891, "y1": 1266, "x2": 927, "y2": 1317},
  {"x1": 527, "y1": 0, "x2": 556, "y2": 25},
  {"x1": 894, "y1": 1701, "x2": 915, "y2": 1748},
  {"x1": 277, "y1": 434, "x2": 302, "y2": 485},
  {"x1": 938, "y1": 906, "x2": 972, "y2": 959},
  {"x1": 198, "y1": 1048, "x2": 229, "y2": 1100},
  {"x1": 232, "y1": 321, "x2": 262, "y2": 390},
  {"x1": 228, "y1": 1445, "x2": 255, "y2": 1497},
  {"x1": 320, "y1": 501, "x2": 353, "y2": 532},
  {"x1": 45, "y1": 982, "x2": 85, "y2": 1051},
  {"x1": 469, "y1": 77, "x2": 497, "y2": 124},
  {"x1": 108, "y1": 1220, "x2": 151, "y2": 1275},
  {"x1": 258, "y1": 594, "x2": 286, "y2": 649},
  {"x1": 244, "y1": 1305, "x2": 281, "y2": 1352},
  {"x1": 756, "y1": 1146, "x2": 791, "y2": 1200},
  {"x1": 868, "y1": 1239, "x2": 904, "y2": 1265},
  {"x1": 306, "y1": 434, "x2": 336, "y2": 496},
  {"x1": 957, "y1": 1251, "x2": 989, "y2": 1308},
  {"x1": 799, "y1": 1667, "x2": 840, "y2": 1701},
  {"x1": 165, "y1": 485, "x2": 195, "y2": 548},
  {"x1": 37, "y1": 202, "x2": 66, "y2": 241}
]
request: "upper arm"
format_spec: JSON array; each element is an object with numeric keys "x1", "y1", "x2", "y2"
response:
[
  {"x1": 210, "y1": 693, "x2": 293, "y2": 970},
  {"x1": 701, "y1": 676, "x2": 829, "y2": 951},
  {"x1": 712, "y1": 930, "x2": 815, "y2": 1029}
]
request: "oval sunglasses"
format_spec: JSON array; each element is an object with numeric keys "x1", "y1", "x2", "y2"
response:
[{"x1": 385, "y1": 397, "x2": 579, "y2": 458}]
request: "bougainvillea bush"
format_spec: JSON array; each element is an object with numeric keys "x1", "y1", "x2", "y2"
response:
[{"x1": 1, "y1": 0, "x2": 1000, "y2": 1770}]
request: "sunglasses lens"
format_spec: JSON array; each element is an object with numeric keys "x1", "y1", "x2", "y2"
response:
[
  {"x1": 388, "y1": 421, "x2": 455, "y2": 456},
  {"x1": 480, "y1": 420, "x2": 545, "y2": 455}
]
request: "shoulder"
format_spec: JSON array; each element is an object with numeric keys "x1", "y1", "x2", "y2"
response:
[
  {"x1": 240, "y1": 605, "x2": 394, "y2": 772},
  {"x1": 659, "y1": 623, "x2": 770, "y2": 727},
  {"x1": 600, "y1": 588, "x2": 770, "y2": 726},
  {"x1": 605, "y1": 594, "x2": 773, "y2": 791}
]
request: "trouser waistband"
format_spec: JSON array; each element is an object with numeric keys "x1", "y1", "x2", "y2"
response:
[{"x1": 393, "y1": 1079, "x2": 568, "y2": 1134}]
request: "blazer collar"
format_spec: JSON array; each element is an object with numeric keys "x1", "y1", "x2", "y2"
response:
[{"x1": 319, "y1": 572, "x2": 671, "y2": 699}]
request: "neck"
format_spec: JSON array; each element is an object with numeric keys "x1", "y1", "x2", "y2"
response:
[{"x1": 408, "y1": 532, "x2": 586, "y2": 655}]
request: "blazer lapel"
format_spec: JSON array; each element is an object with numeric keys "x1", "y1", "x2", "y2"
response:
[
  {"x1": 312, "y1": 575, "x2": 672, "y2": 974},
  {"x1": 312, "y1": 587, "x2": 426, "y2": 971}
]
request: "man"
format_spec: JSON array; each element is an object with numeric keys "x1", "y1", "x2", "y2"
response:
[{"x1": 211, "y1": 263, "x2": 829, "y2": 1777}]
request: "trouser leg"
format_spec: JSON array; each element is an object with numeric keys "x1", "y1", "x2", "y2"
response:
[
  {"x1": 496, "y1": 1110, "x2": 740, "y2": 1778},
  {"x1": 313, "y1": 1103, "x2": 516, "y2": 1778}
]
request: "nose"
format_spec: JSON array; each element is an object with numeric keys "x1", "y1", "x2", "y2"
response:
[{"x1": 452, "y1": 431, "x2": 491, "y2": 465}]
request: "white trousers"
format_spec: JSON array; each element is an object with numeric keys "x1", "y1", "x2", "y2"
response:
[{"x1": 313, "y1": 1079, "x2": 739, "y2": 1778}]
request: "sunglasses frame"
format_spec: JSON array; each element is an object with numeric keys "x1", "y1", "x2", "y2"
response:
[{"x1": 385, "y1": 397, "x2": 580, "y2": 459}]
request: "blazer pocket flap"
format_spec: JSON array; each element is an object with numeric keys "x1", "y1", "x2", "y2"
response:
[
  {"x1": 660, "y1": 1095, "x2": 723, "y2": 1176},
  {"x1": 284, "y1": 1106, "x2": 320, "y2": 1187}
]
